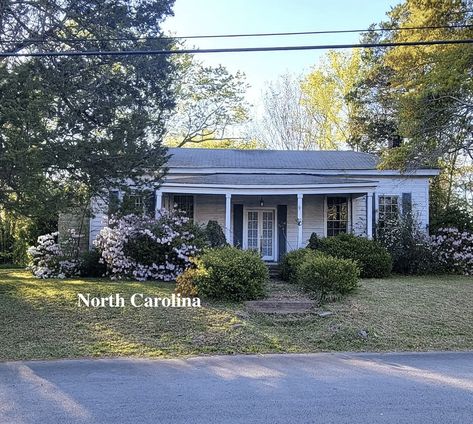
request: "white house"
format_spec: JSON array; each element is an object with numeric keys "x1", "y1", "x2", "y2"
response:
[{"x1": 88, "y1": 148, "x2": 439, "y2": 262}]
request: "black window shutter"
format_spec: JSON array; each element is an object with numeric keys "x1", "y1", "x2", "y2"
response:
[
  {"x1": 402, "y1": 193, "x2": 412, "y2": 216},
  {"x1": 277, "y1": 205, "x2": 287, "y2": 261},
  {"x1": 233, "y1": 204, "x2": 243, "y2": 247},
  {"x1": 372, "y1": 195, "x2": 376, "y2": 237}
]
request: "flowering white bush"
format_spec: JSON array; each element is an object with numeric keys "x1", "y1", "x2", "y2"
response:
[
  {"x1": 377, "y1": 214, "x2": 435, "y2": 275},
  {"x1": 431, "y1": 228, "x2": 473, "y2": 275},
  {"x1": 94, "y1": 210, "x2": 199, "y2": 281},
  {"x1": 27, "y1": 231, "x2": 81, "y2": 279}
]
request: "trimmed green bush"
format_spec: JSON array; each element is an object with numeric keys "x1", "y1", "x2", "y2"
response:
[
  {"x1": 280, "y1": 248, "x2": 316, "y2": 283},
  {"x1": 195, "y1": 246, "x2": 268, "y2": 301},
  {"x1": 204, "y1": 220, "x2": 227, "y2": 247},
  {"x1": 297, "y1": 253, "x2": 360, "y2": 300},
  {"x1": 316, "y1": 233, "x2": 392, "y2": 278}
]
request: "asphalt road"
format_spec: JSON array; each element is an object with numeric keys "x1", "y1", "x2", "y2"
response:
[{"x1": 1, "y1": 352, "x2": 472, "y2": 424}]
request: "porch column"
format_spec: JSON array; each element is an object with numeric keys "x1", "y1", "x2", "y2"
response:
[
  {"x1": 297, "y1": 193, "x2": 303, "y2": 248},
  {"x1": 154, "y1": 189, "x2": 163, "y2": 219},
  {"x1": 366, "y1": 193, "x2": 373, "y2": 239},
  {"x1": 225, "y1": 193, "x2": 232, "y2": 243}
]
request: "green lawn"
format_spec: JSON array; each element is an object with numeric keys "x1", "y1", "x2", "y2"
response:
[{"x1": 1, "y1": 269, "x2": 472, "y2": 361}]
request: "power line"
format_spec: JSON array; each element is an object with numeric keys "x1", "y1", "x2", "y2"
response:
[
  {"x1": 0, "y1": 24, "x2": 472, "y2": 45},
  {"x1": 1, "y1": 38, "x2": 472, "y2": 57}
]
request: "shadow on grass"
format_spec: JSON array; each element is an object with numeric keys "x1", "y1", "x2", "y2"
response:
[{"x1": 0, "y1": 270, "x2": 290, "y2": 360}]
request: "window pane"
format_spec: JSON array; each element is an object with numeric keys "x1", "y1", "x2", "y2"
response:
[
  {"x1": 173, "y1": 195, "x2": 194, "y2": 219},
  {"x1": 327, "y1": 197, "x2": 348, "y2": 237},
  {"x1": 378, "y1": 195, "x2": 399, "y2": 226}
]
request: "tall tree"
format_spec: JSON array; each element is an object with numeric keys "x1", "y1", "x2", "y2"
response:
[
  {"x1": 301, "y1": 50, "x2": 363, "y2": 149},
  {"x1": 165, "y1": 54, "x2": 250, "y2": 148},
  {"x1": 348, "y1": 0, "x2": 473, "y2": 165},
  {"x1": 0, "y1": 0, "x2": 177, "y2": 217},
  {"x1": 257, "y1": 73, "x2": 319, "y2": 150}
]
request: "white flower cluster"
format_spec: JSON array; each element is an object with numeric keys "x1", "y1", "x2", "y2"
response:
[
  {"x1": 431, "y1": 228, "x2": 473, "y2": 275},
  {"x1": 94, "y1": 210, "x2": 199, "y2": 281},
  {"x1": 27, "y1": 231, "x2": 80, "y2": 279}
]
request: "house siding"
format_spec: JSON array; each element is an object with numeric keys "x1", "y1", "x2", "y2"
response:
[
  {"x1": 89, "y1": 196, "x2": 108, "y2": 250},
  {"x1": 374, "y1": 177, "x2": 430, "y2": 229}
]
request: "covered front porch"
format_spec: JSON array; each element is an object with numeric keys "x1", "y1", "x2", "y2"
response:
[{"x1": 156, "y1": 175, "x2": 377, "y2": 262}]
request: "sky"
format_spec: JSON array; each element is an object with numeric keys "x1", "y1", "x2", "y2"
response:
[{"x1": 162, "y1": 0, "x2": 400, "y2": 106}]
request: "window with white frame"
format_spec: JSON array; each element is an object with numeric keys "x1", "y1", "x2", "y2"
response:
[
  {"x1": 326, "y1": 196, "x2": 348, "y2": 236},
  {"x1": 173, "y1": 195, "x2": 194, "y2": 219},
  {"x1": 378, "y1": 195, "x2": 399, "y2": 226},
  {"x1": 132, "y1": 195, "x2": 144, "y2": 210}
]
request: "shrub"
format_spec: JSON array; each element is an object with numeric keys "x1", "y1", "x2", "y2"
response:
[
  {"x1": 183, "y1": 221, "x2": 208, "y2": 251},
  {"x1": 430, "y1": 205, "x2": 473, "y2": 233},
  {"x1": 431, "y1": 228, "x2": 473, "y2": 275},
  {"x1": 204, "y1": 220, "x2": 227, "y2": 247},
  {"x1": 280, "y1": 248, "x2": 316, "y2": 283},
  {"x1": 377, "y1": 214, "x2": 437, "y2": 275},
  {"x1": 79, "y1": 249, "x2": 107, "y2": 278},
  {"x1": 316, "y1": 233, "x2": 392, "y2": 278},
  {"x1": 194, "y1": 246, "x2": 268, "y2": 301},
  {"x1": 306, "y1": 232, "x2": 321, "y2": 250},
  {"x1": 94, "y1": 210, "x2": 199, "y2": 281},
  {"x1": 297, "y1": 253, "x2": 360, "y2": 301},
  {"x1": 175, "y1": 267, "x2": 200, "y2": 297},
  {"x1": 27, "y1": 230, "x2": 80, "y2": 278}
]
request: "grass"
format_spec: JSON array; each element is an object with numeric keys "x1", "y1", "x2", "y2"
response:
[{"x1": 0, "y1": 269, "x2": 472, "y2": 361}]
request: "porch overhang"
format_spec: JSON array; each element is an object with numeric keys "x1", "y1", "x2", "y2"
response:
[
  {"x1": 159, "y1": 184, "x2": 377, "y2": 195},
  {"x1": 160, "y1": 173, "x2": 378, "y2": 195}
]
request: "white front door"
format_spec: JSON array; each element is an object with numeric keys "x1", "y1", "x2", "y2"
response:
[{"x1": 245, "y1": 209, "x2": 275, "y2": 261}]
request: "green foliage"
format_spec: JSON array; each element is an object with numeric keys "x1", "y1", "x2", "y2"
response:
[
  {"x1": 79, "y1": 249, "x2": 107, "y2": 278},
  {"x1": 316, "y1": 233, "x2": 392, "y2": 278},
  {"x1": 194, "y1": 247, "x2": 268, "y2": 301},
  {"x1": 204, "y1": 220, "x2": 227, "y2": 248},
  {"x1": 430, "y1": 204, "x2": 473, "y2": 234},
  {"x1": 280, "y1": 248, "x2": 316, "y2": 283},
  {"x1": 0, "y1": 208, "x2": 55, "y2": 266},
  {"x1": 306, "y1": 233, "x2": 321, "y2": 250},
  {"x1": 123, "y1": 233, "x2": 163, "y2": 266},
  {"x1": 0, "y1": 0, "x2": 176, "y2": 216},
  {"x1": 166, "y1": 55, "x2": 249, "y2": 147},
  {"x1": 301, "y1": 50, "x2": 363, "y2": 149},
  {"x1": 347, "y1": 0, "x2": 473, "y2": 166},
  {"x1": 297, "y1": 253, "x2": 360, "y2": 301},
  {"x1": 377, "y1": 214, "x2": 438, "y2": 275}
]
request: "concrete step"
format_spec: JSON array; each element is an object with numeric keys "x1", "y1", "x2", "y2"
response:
[
  {"x1": 266, "y1": 263, "x2": 281, "y2": 278},
  {"x1": 245, "y1": 300, "x2": 314, "y2": 314}
]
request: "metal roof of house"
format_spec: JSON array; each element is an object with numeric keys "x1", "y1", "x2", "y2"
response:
[
  {"x1": 167, "y1": 148, "x2": 379, "y2": 170},
  {"x1": 164, "y1": 174, "x2": 376, "y2": 186}
]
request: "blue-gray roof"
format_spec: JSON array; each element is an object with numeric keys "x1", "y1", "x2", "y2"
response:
[
  {"x1": 167, "y1": 148, "x2": 378, "y2": 170},
  {"x1": 165, "y1": 174, "x2": 375, "y2": 186}
]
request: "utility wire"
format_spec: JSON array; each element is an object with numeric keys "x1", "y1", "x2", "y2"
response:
[
  {"x1": 0, "y1": 24, "x2": 472, "y2": 44},
  {"x1": 1, "y1": 38, "x2": 472, "y2": 57}
]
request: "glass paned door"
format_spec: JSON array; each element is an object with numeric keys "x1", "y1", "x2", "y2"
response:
[
  {"x1": 246, "y1": 210, "x2": 275, "y2": 261},
  {"x1": 247, "y1": 211, "x2": 259, "y2": 250}
]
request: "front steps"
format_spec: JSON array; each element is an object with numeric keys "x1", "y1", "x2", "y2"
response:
[{"x1": 266, "y1": 263, "x2": 281, "y2": 279}]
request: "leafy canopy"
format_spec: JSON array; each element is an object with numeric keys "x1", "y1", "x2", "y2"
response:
[{"x1": 0, "y1": 0, "x2": 177, "y2": 217}]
